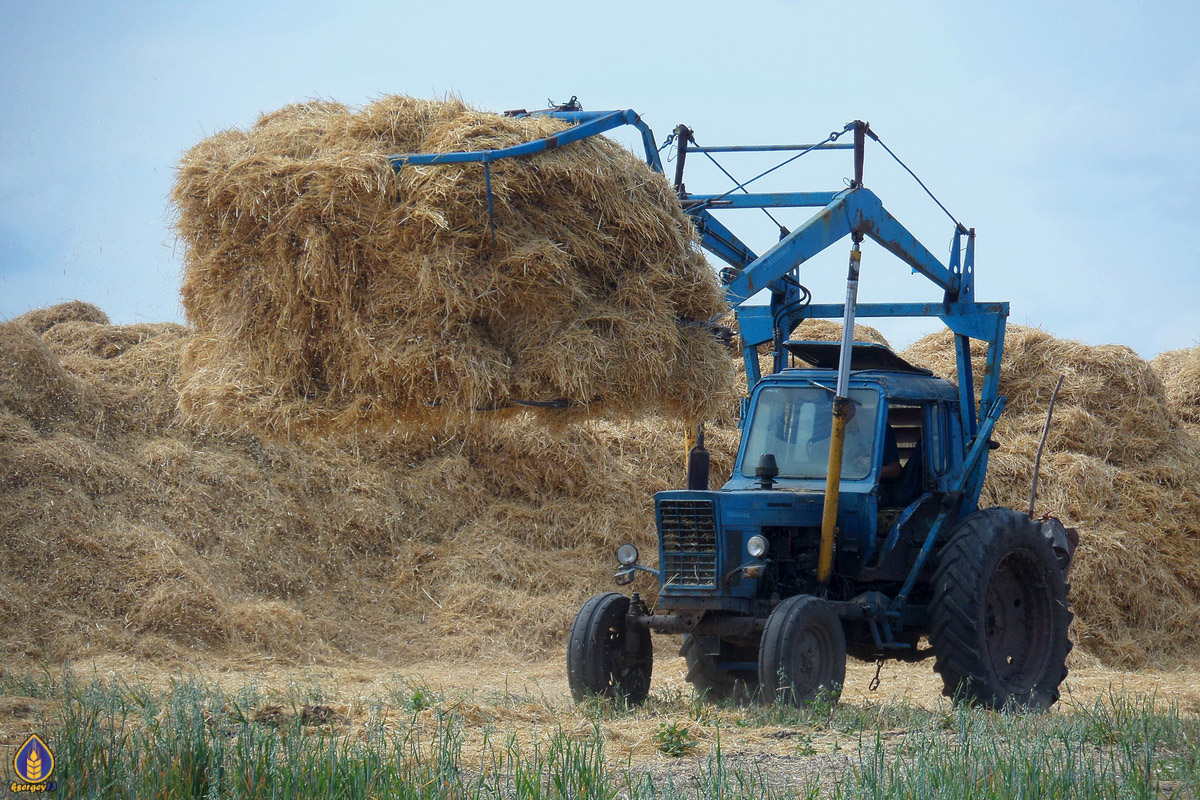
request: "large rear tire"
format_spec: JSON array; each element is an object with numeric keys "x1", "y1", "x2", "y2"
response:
[
  {"x1": 680, "y1": 635, "x2": 758, "y2": 703},
  {"x1": 567, "y1": 593, "x2": 652, "y2": 705},
  {"x1": 929, "y1": 507, "x2": 1072, "y2": 711},
  {"x1": 758, "y1": 595, "x2": 846, "y2": 707}
]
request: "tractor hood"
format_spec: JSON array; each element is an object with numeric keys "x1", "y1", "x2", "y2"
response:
[{"x1": 653, "y1": 488, "x2": 872, "y2": 610}]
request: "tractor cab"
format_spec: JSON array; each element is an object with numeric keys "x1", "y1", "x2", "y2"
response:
[{"x1": 736, "y1": 341, "x2": 964, "y2": 507}]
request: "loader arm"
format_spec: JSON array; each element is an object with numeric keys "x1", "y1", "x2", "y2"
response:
[{"x1": 722, "y1": 187, "x2": 958, "y2": 307}]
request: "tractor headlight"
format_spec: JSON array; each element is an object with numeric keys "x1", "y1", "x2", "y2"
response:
[
  {"x1": 746, "y1": 535, "x2": 769, "y2": 559},
  {"x1": 616, "y1": 543, "x2": 640, "y2": 566}
]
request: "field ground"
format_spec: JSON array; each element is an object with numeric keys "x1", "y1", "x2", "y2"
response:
[{"x1": 1, "y1": 653, "x2": 1197, "y2": 798}]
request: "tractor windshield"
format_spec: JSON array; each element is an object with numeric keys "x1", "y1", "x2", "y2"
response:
[{"x1": 740, "y1": 386, "x2": 882, "y2": 480}]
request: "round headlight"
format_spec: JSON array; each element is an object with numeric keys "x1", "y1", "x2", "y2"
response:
[
  {"x1": 616, "y1": 543, "x2": 640, "y2": 566},
  {"x1": 746, "y1": 535, "x2": 769, "y2": 559}
]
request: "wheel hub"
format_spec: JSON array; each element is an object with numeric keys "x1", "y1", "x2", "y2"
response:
[{"x1": 985, "y1": 550, "x2": 1053, "y2": 690}]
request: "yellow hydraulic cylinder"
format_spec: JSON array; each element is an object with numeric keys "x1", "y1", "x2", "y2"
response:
[{"x1": 817, "y1": 397, "x2": 853, "y2": 583}]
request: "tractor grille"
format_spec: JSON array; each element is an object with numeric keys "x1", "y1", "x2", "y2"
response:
[{"x1": 659, "y1": 499, "x2": 718, "y2": 588}]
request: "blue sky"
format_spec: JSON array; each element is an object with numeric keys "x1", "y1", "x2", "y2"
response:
[{"x1": 2, "y1": 0, "x2": 1198, "y2": 355}]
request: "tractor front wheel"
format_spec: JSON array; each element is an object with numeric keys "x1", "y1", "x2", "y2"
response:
[
  {"x1": 567, "y1": 593, "x2": 652, "y2": 705},
  {"x1": 758, "y1": 595, "x2": 846, "y2": 707},
  {"x1": 929, "y1": 507, "x2": 1072, "y2": 710}
]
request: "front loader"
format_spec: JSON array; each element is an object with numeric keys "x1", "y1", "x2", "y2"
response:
[{"x1": 391, "y1": 103, "x2": 1077, "y2": 711}]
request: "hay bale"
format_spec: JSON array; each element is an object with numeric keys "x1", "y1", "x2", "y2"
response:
[
  {"x1": 903, "y1": 326, "x2": 1174, "y2": 465},
  {"x1": 172, "y1": 97, "x2": 732, "y2": 436},
  {"x1": 0, "y1": 322, "x2": 89, "y2": 427},
  {"x1": 903, "y1": 325, "x2": 1200, "y2": 664},
  {"x1": 42, "y1": 320, "x2": 187, "y2": 360},
  {"x1": 792, "y1": 318, "x2": 891, "y2": 348},
  {"x1": 1152, "y1": 345, "x2": 1200, "y2": 423},
  {"x1": 9, "y1": 301, "x2": 109, "y2": 334}
]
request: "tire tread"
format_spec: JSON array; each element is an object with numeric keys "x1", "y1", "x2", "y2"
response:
[{"x1": 929, "y1": 508, "x2": 1072, "y2": 710}]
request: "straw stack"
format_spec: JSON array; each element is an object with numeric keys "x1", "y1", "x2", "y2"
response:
[
  {"x1": 904, "y1": 326, "x2": 1200, "y2": 664},
  {"x1": 3, "y1": 304, "x2": 1200, "y2": 668},
  {"x1": 172, "y1": 97, "x2": 732, "y2": 436},
  {"x1": 1152, "y1": 345, "x2": 1200, "y2": 425}
]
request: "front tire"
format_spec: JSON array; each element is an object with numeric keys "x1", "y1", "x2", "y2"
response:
[
  {"x1": 567, "y1": 593, "x2": 652, "y2": 704},
  {"x1": 758, "y1": 595, "x2": 846, "y2": 707},
  {"x1": 929, "y1": 507, "x2": 1072, "y2": 711}
]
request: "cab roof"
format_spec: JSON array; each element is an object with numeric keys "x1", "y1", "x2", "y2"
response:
[
  {"x1": 783, "y1": 341, "x2": 931, "y2": 375},
  {"x1": 766, "y1": 341, "x2": 958, "y2": 403}
]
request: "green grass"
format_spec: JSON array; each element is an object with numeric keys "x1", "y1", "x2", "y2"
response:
[{"x1": 2, "y1": 668, "x2": 1196, "y2": 799}]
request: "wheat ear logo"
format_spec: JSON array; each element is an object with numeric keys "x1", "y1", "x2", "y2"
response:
[{"x1": 13, "y1": 734, "x2": 54, "y2": 784}]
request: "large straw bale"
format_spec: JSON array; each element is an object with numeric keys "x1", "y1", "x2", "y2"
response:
[
  {"x1": 903, "y1": 325, "x2": 1200, "y2": 664},
  {"x1": 172, "y1": 97, "x2": 732, "y2": 436}
]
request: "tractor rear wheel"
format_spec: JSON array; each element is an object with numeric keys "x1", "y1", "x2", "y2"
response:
[
  {"x1": 929, "y1": 507, "x2": 1072, "y2": 711},
  {"x1": 758, "y1": 595, "x2": 846, "y2": 707},
  {"x1": 680, "y1": 635, "x2": 759, "y2": 703},
  {"x1": 567, "y1": 593, "x2": 652, "y2": 705}
]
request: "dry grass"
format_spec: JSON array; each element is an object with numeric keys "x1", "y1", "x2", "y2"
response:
[
  {"x1": 8, "y1": 300, "x2": 109, "y2": 334},
  {"x1": 172, "y1": 97, "x2": 732, "y2": 437},
  {"x1": 724, "y1": 318, "x2": 891, "y2": 401},
  {"x1": 793, "y1": 318, "x2": 890, "y2": 348}
]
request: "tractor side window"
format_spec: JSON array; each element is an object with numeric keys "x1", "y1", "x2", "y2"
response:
[
  {"x1": 879, "y1": 403, "x2": 923, "y2": 507},
  {"x1": 741, "y1": 386, "x2": 881, "y2": 480},
  {"x1": 886, "y1": 404, "x2": 923, "y2": 468}
]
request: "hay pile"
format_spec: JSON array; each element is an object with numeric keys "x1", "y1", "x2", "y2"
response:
[
  {"x1": 0, "y1": 302, "x2": 717, "y2": 665},
  {"x1": 793, "y1": 318, "x2": 890, "y2": 348},
  {"x1": 4, "y1": 302, "x2": 1200, "y2": 670},
  {"x1": 172, "y1": 97, "x2": 731, "y2": 436},
  {"x1": 1152, "y1": 345, "x2": 1200, "y2": 427},
  {"x1": 903, "y1": 326, "x2": 1200, "y2": 665},
  {"x1": 722, "y1": 319, "x2": 891, "y2": 403}
]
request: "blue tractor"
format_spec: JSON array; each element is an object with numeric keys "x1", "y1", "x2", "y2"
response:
[{"x1": 392, "y1": 102, "x2": 1077, "y2": 710}]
